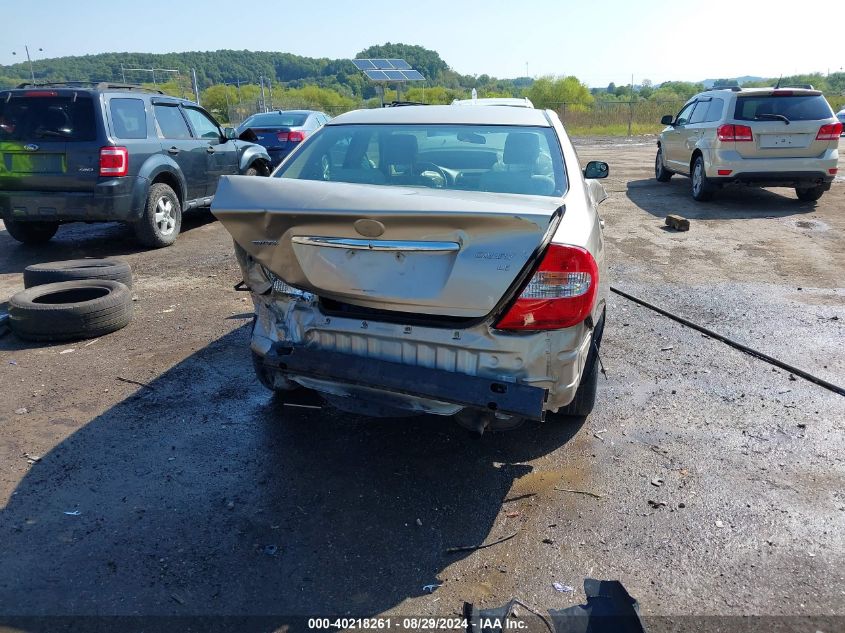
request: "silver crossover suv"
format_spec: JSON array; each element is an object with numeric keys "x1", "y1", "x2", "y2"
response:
[
  {"x1": 656, "y1": 87, "x2": 841, "y2": 201},
  {"x1": 213, "y1": 105, "x2": 609, "y2": 432}
]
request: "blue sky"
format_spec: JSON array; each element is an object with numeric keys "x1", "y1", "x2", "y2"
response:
[{"x1": 1, "y1": 0, "x2": 841, "y2": 85}]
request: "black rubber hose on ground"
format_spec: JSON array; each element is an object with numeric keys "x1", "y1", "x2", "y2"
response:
[{"x1": 610, "y1": 285, "x2": 845, "y2": 398}]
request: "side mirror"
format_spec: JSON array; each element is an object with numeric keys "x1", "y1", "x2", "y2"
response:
[
  {"x1": 223, "y1": 127, "x2": 237, "y2": 140},
  {"x1": 584, "y1": 161, "x2": 609, "y2": 179},
  {"x1": 661, "y1": 115, "x2": 674, "y2": 126}
]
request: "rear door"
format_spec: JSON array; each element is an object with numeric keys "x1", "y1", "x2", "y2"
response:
[
  {"x1": 152, "y1": 102, "x2": 206, "y2": 200},
  {"x1": 0, "y1": 90, "x2": 101, "y2": 193},
  {"x1": 733, "y1": 93, "x2": 837, "y2": 159},
  {"x1": 182, "y1": 105, "x2": 238, "y2": 196}
]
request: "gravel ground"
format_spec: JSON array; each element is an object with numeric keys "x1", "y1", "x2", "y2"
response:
[{"x1": 0, "y1": 139, "x2": 843, "y2": 631}]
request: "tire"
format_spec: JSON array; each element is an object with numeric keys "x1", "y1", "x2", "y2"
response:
[
  {"x1": 690, "y1": 155, "x2": 714, "y2": 202},
  {"x1": 655, "y1": 147, "x2": 672, "y2": 182},
  {"x1": 23, "y1": 258, "x2": 132, "y2": 289},
  {"x1": 795, "y1": 186, "x2": 825, "y2": 202},
  {"x1": 553, "y1": 313, "x2": 605, "y2": 419},
  {"x1": 244, "y1": 166, "x2": 260, "y2": 177},
  {"x1": 252, "y1": 350, "x2": 277, "y2": 391},
  {"x1": 9, "y1": 279, "x2": 132, "y2": 342},
  {"x1": 132, "y1": 183, "x2": 182, "y2": 248},
  {"x1": 3, "y1": 219, "x2": 59, "y2": 245}
]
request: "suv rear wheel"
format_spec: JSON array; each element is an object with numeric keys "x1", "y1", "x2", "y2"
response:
[
  {"x1": 690, "y1": 155, "x2": 714, "y2": 202},
  {"x1": 655, "y1": 147, "x2": 672, "y2": 182},
  {"x1": 133, "y1": 183, "x2": 182, "y2": 248},
  {"x1": 3, "y1": 219, "x2": 59, "y2": 245},
  {"x1": 795, "y1": 185, "x2": 826, "y2": 202}
]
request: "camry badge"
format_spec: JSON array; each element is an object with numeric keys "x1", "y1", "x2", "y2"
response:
[{"x1": 251, "y1": 240, "x2": 279, "y2": 246}]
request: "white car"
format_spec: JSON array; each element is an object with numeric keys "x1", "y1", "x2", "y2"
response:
[
  {"x1": 212, "y1": 105, "x2": 610, "y2": 432},
  {"x1": 837, "y1": 108, "x2": 845, "y2": 134}
]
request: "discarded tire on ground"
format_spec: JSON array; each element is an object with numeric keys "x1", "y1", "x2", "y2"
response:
[
  {"x1": 23, "y1": 258, "x2": 133, "y2": 289},
  {"x1": 9, "y1": 279, "x2": 133, "y2": 342}
]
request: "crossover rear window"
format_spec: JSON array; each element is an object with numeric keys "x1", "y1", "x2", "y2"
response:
[
  {"x1": 275, "y1": 124, "x2": 567, "y2": 197},
  {"x1": 734, "y1": 95, "x2": 833, "y2": 122},
  {"x1": 0, "y1": 96, "x2": 96, "y2": 142}
]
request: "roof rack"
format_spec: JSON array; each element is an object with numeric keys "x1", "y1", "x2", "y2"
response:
[
  {"x1": 15, "y1": 81, "x2": 165, "y2": 94},
  {"x1": 713, "y1": 85, "x2": 743, "y2": 92}
]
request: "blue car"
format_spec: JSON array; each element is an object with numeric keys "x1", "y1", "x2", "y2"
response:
[{"x1": 237, "y1": 110, "x2": 330, "y2": 168}]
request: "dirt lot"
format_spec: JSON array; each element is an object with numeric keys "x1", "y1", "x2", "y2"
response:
[{"x1": 0, "y1": 139, "x2": 843, "y2": 631}]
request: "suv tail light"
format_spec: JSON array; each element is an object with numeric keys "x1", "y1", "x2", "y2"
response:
[
  {"x1": 816, "y1": 123, "x2": 843, "y2": 140},
  {"x1": 495, "y1": 244, "x2": 598, "y2": 331},
  {"x1": 24, "y1": 90, "x2": 58, "y2": 97},
  {"x1": 287, "y1": 130, "x2": 307, "y2": 142},
  {"x1": 99, "y1": 146, "x2": 128, "y2": 177},
  {"x1": 717, "y1": 124, "x2": 753, "y2": 142},
  {"x1": 276, "y1": 131, "x2": 289, "y2": 142}
]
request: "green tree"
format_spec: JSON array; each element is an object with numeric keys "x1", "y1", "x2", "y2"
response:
[{"x1": 527, "y1": 75, "x2": 593, "y2": 109}]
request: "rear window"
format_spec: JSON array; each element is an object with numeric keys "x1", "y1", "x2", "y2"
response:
[
  {"x1": 0, "y1": 95, "x2": 96, "y2": 142},
  {"x1": 734, "y1": 95, "x2": 833, "y2": 122},
  {"x1": 110, "y1": 98, "x2": 147, "y2": 139},
  {"x1": 275, "y1": 124, "x2": 566, "y2": 197},
  {"x1": 241, "y1": 113, "x2": 308, "y2": 129}
]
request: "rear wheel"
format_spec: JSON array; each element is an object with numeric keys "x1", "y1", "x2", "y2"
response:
[
  {"x1": 552, "y1": 313, "x2": 605, "y2": 419},
  {"x1": 133, "y1": 183, "x2": 182, "y2": 248},
  {"x1": 3, "y1": 219, "x2": 59, "y2": 245},
  {"x1": 795, "y1": 185, "x2": 825, "y2": 202},
  {"x1": 690, "y1": 155, "x2": 714, "y2": 202},
  {"x1": 655, "y1": 147, "x2": 672, "y2": 182}
]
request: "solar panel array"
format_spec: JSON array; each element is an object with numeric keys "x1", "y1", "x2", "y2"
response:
[{"x1": 352, "y1": 59, "x2": 425, "y2": 82}]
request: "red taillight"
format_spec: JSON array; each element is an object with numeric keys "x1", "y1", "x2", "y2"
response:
[
  {"x1": 24, "y1": 90, "x2": 58, "y2": 97},
  {"x1": 495, "y1": 244, "x2": 598, "y2": 331},
  {"x1": 99, "y1": 146, "x2": 128, "y2": 177},
  {"x1": 830, "y1": 168, "x2": 839, "y2": 175},
  {"x1": 717, "y1": 169, "x2": 733, "y2": 176},
  {"x1": 276, "y1": 131, "x2": 289, "y2": 142},
  {"x1": 772, "y1": 90, "x2": 793, "y2": 96},
  {"x1": 717, "y1": 124, "x2": 753, "y2": 142},
  {"x1": 287, "y1": 130, "x2": 307, "y2": 142},
  {"x1": 816, "y1": 122, "x2": 843, "y2": 140}
]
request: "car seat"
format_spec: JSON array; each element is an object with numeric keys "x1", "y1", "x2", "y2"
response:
[{"x1": 479, "y1": 132, "x2": 555, "y2": 195}]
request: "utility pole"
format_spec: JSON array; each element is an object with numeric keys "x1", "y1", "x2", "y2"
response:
[
  {"x1": 259, "y1": 75, "x2": 267, "y2": 112},
  {"x1": 191, "y1": 68, "x2": 200, "y2": 104},
  {"x1": 12, "y1": 45, "x2": 42, "y2": 83},
  {"x1": 121, "y1": 63, "x2": 126, "y2": 83},
  {"x1": 266, "y1": 78, "x2": 273, "y2": 111}
]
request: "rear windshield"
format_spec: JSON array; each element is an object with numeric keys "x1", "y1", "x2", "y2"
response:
[
  {"x1": 0, "y1": 95, "x2": 96, "y2": 141},
  {"x1": 734, "y1": 95, "x2": 833, "y2": 122},
  {"x1": 240, "y1": 113, "x2": 308, "y2": 129},
  {"x1": 275, "y1": 124, "x2": 566, "y2": 197}
]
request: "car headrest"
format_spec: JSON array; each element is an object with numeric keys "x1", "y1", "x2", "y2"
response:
[
  {"x1": 503, "y1": 132, "x2": 540, "y2": 165},
  {"x1": 383, "y1": 134, "x2": 419, "y2": 165}
]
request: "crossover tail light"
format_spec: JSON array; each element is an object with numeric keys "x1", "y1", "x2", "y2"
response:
[
  {"x1": 717, "y1": 124, "x2": 753, "y2": 142},
  {"x1": 287, "y1": 130, "x2": 307, "y2": 142},
  {"x1": 495, "y1": 244, "x2": 598, "y2": 331},
  {"x1": 816, "y1": 123, "x2": 843, "y2": 140},
  {"x1": 99, "y1": 146, "x2": 128, "y2": 177}
]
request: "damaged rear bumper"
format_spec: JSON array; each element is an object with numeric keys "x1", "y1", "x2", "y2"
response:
[{"x1": 263, "y1": 343, "x2": 549, "y2": 421}]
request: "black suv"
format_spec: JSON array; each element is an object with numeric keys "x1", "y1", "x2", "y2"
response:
[{"x1": 0, "y1": 82, "x2": 271, "y2": 247}]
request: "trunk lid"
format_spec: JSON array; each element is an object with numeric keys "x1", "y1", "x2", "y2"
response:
[
  {"x1": 250, "y1": 127, "x2": 293, "y2": 150},
  {"x1": 213, "y1": 176, "x2": 563, "y2": 318},
  {"x1": 0, "y1": 92, "x2": 101, "y2": 192}
]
